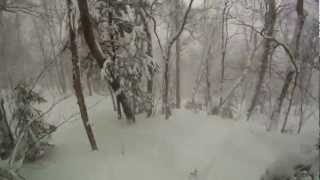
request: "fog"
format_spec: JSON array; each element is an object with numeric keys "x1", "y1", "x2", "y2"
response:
[{"x1": 0, "y1": 0, "x2": 319, "y2": 179}]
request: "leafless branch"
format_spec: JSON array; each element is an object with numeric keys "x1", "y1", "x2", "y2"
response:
[{"x1": 166, "y1": 0, "x2": 195, "y2": 56}]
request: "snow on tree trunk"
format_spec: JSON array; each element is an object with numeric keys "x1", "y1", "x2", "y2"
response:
[
  {"x1": 68, "y1": 0, "x2": 98, "y2": 151},
  {"x1": 138, "y1": 7, "x2": 154, "y2": 117},
  {"x1": 76, "y1": 0, "x2": 135, "y2": 123}
]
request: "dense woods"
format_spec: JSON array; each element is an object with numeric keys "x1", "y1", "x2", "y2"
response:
[{"x1": 0, "y1": 0, "x2": 319, "y2": 179}]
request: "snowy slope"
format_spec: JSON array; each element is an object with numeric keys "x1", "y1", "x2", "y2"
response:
[{"x1": 20, "y1": 95, "x2": 318, "y2": 180}]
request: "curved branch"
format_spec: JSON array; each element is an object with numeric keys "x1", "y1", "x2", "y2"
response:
[
  {"x1": 166, "y1": 0, "x2": 195, "y2": 53},
  {"x1": 77, "y1": 0, "x2": 105, "y2": 68}
]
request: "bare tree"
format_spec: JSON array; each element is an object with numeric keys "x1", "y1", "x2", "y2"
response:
[
  {"x1": 175, "y1": 0, "x2": 181, "y2": 109},
  {"x1": 163, "y1": 0, "x2": 195, "y2": 119},
  {"x1": 0, "y1": 98, "x2": 14, "y2": 160},
  {"x1": 270, "y1": 70, "x2": 294, "y2": 131},
  {"x1": 138, "y1": 7, "x2": 154, "y2": 117},
  {"x1": 218, "y1": 0, "x2": 230, "y2": 107},
  {"x1": 203, "y1": 0, "x2": 212, "y2": 112},
  {"x1": 280, "y1": 0, "x2": 306, "y2": 133},
  {"x1": 295, "y1": 0, "x2": 307, "y2": 134},
  {"x1": 67, "y1": 0, "x2": 98, "y2": 151},
  {"x1": 247, "y1": 0, "x2": 277, "y2": 121}
]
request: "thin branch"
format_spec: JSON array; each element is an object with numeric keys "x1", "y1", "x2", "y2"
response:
[
  {"x1": 166, "y1": 0, "x2": 195, "y2": 54},
  {"x1": 234, "y1": 20, "x2": 298, "y2": 73},
  {"x1": 29, "y1": 41, "x2": 69, "y2": 92},
  {"x1": 141, "y1": 6, "x2": 164, "y2": 57}
]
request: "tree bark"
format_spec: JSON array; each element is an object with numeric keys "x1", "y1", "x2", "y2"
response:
[
  {"x1": 294, "y1": 0, "x2": 306, "y2": 134},
  {"x1": 163, "y1": 0, "x2": 195, "y2": 119},
  {"x1": 219, "y1": 1, "x2": 228, "y2": 107},
  {"x1": 76, "y1": 0, "x2": 104, "y2": 67},
  {"x1": 268, "y1": 71, "x2": 294, "y2": 132},
  {"x1": 68, "y1": 0, "x2": 98, "y2": 151},
  {"x1": 175, "y1": 0, "x2": 181, "y2": 109},
  {"x1": 203, "y1": 0, "x2": 212, "y2": 112},
  {"x1": 247, "y1": 0, "x2": 277, "y2": 120},
  {"x1": 58, "y1": 59, "x2": 67, "y2": 93},
  {"x1": 86, "y1": 64, "x2": 93, "y2": 96},
  {"x1": 106, "y1": 84, "x2": 117, "y2": 111},
  {"x1": 139, "y1": 8, "x2": 154, "y2": 117},
  {"x1": 278, "y1": 0, "x2": 305, "y2": 133},
  {"x1": 164, "y1": 56, "x2": 171, "y2": 119}
]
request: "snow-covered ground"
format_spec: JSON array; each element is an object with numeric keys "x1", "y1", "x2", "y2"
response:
[{"x1": 20, "y1": 95, "x2": 318, "y2": 180}]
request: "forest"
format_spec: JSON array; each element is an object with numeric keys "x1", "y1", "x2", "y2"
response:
[{"x1": 0, "y1": 0, "x2": 319, "y2": 179}]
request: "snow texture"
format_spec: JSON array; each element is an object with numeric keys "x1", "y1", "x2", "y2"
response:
[{"x1": 20, "y1": 95, "x2": 318, "y2": 180}]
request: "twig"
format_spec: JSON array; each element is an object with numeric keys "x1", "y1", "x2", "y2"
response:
[
  {"x1": 141, "y1": 5, "x2": 164, "y2": 57},
  {"x1": 29, "y1": 42, "x2": 68, "y2": 92},
  {"x1": 166, "y1": 0, "x2": 195, "y2": 56},
  {"x1": 8, "y1": 95, "x2": 71, "y2": 167},
  {"x1": 34, "y1": 99, "x2": 103, "y2": 143}
]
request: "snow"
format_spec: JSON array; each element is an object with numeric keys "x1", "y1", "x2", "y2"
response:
[{"x1": 20, "y1": 95, "x2": 318, "y2": 180}]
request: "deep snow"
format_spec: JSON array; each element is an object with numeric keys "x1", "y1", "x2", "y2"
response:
[{"x1": 20, "y1": 95, "x2": 318, "y2": 180}]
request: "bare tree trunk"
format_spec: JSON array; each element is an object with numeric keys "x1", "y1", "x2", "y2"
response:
[
  {"x1": 205, "y1": 48, "x2": 211, "y2": 111},
  {"x1": 268, "y1": 71, "x2": 294, "y2": 132},
  {"x1": 298, "y1": 70, "x2": 305, "y2": 134},
  {"x1": 164, "y1": 57, "x2": 171, "y2": 119},
  {"x1": 175, "y1": 31, "x2": 181, "y2": 109},
  {"x1": 175, "y1": 0, "x2": 181, "y2": 109},
  {"x1": 58, "y1": 59, "x2": 67, "y2": 93},
  {"x1": 163, "y1": 0, "x2": 195, "y2": 119},
  {"x1": 86, "y1": 74, "x2": 93, "y2": 96},
  {"x1": 278, "y1": 0, "x2": 305, "y2": 133},
  {"x1": 86, "y1": 64, "x2": 93, "y2": 96},
  {"x1": 203, "y1": 0, "x2": 212, "y2": 112},
  {"x1": 68, "y1": 0, "x2": 98, "y2": 151},
  {"x1": 247, "y1": 0, "x2": 277, "y2": 120},
  {"x1": 107, "y1": 85, "x2": 117, "y2": 112},
  {"x1": 115, "y1": 95, "x2": 122, "y2": 119},
  {"x1": 295, "y1": 0, "x2": 306, "y2": 134},
  {"x1": 191, "y1": 16, "x2": 216, "y2": 113},
  {"x1": 219, "y1": 1, "x2": 228, "y2": 107},
  {"x1": 139, "y1": 8, "x2": 154, "y2": 117}
]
